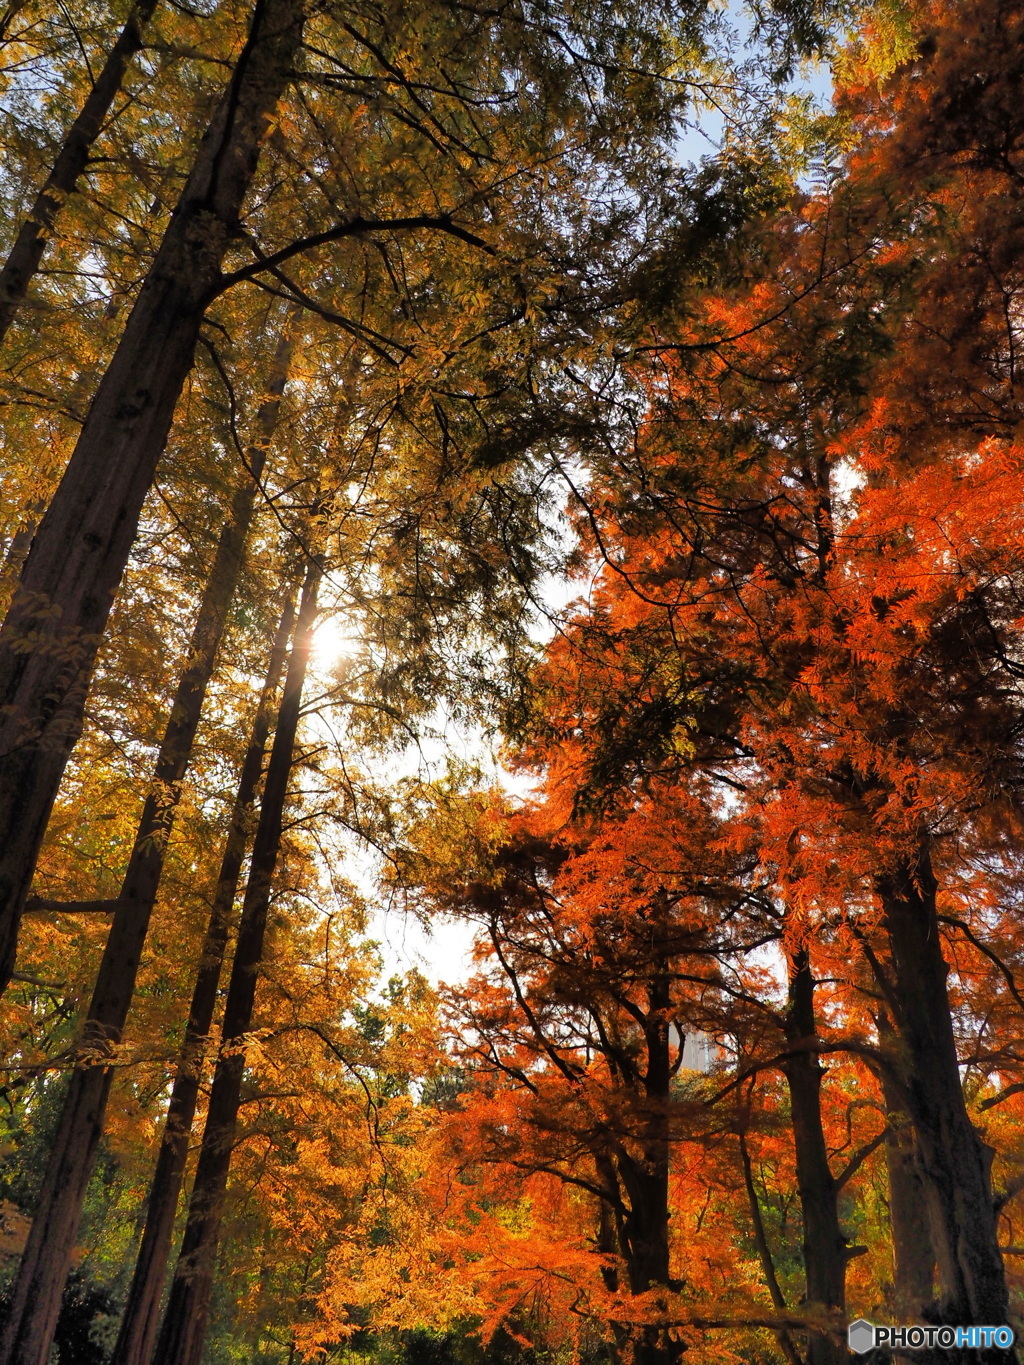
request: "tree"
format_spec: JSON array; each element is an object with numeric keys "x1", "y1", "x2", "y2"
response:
[
  {"x1": 390, "y1": 774, "x2": 780, "y2": 1364},
  {"x1": 0, "y1": 0, "x2": 162, "y2": 344},
  {"x1": 0, "y1": 0, "x2": 849, "y2": 999},
  {"x1": 111, "y1": 578, "x2": 298, "y2": 1365},
  {"x1": 0, "y1": 314, "x2": 300, "y2": 1365},
  {"x1": 10, "y1": 3, "x2": 1012, "y2": 1361},
  {"x1": 153, "y1": 552, "x2": 321, "y2": 1365},
  {"x1": 394, "y1": 11, "x2": 1024, "y2": 1348},
  {"x1": 0, "y1": 0, "x2": 305, "y2": 995}
]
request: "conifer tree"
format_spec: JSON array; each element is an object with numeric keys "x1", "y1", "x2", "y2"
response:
[
  {"x1": 0, "y1": 0, "x2": 162, "y2": 343},
  {"x1": 0, "y1": 315, "x2": 298, "y2": 1365},
  {"x1": 111, "y1": 577, "x2": 299, "y2": 1365},
  {"x1": 153, "y1": 553, "x2": 321, "y2": 1365},
  {"x1": 0, "y1": 0, "x2": 305, "y2": 1001}
]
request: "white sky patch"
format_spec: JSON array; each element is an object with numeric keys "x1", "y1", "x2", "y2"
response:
[
  {"x1": 369, "y1": 908, "x2": 479, "y2": 988},
  {"x1": 312, "y1": 611, "x2": 361, "y2": 670},
  {"x1": 302, "y1": 610, "x2": 500, "y2": 989}
]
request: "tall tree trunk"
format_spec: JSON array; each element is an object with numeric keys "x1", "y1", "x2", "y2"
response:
[
  {"x1": 615, "y1": 963, "x2": 678, "y2": 1365},
  {"x1": 0, "y1": 0, "x2": 161, "y2": 343},
  {"x1": 593, "y1": 1167, "x2": 632, "y2": 1365},
  {"x1": 877, "y1": 847, "x2": 1012, "y2": 1358},
  {"x1": 0, "y1": 0, "x2": 305, "y2": 996},
  {"x1": 0, "y1": 336, "x2": 295, "y2": 1365},
  {"x1": 781, "y1": 947, "x2": 847, "y2": 1365},
  {"x1": 878, "y1": 1018, "x2": 936, "y2": 1322},
  {"x1": 152, "y1": 556, "x2": 321, "y2": 1365},
  {"x1": 111, "y1": 580, "x2": 298, "y2": 1365}
]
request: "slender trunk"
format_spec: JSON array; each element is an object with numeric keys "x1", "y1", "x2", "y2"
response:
[
  {"x1": 781, "y1": 947, "x2": 847, "y2": 1365},
  {"x1": 596, "y1": 1190, "x2": 621, "y2": 1295},
  {"x1": 0, "y1": 338, "x2": 295, "y2": 1365},
  {"x1": 281, "y1": 1253, "x2": 315, "y2": 1365},
  {"x1": 111, "y1": 582, "x2": 298, "y2": 1365},
  {"x1": 0, "y1": 498, "x2": 46, "y2": 610},
  {"x1": 0, "y1": 0, "x2": 305, "y2": 995},
  {"x1": 738, "y1": 1131, "x2": 804, "y2": 1365},
  {"x1": 152, "y1": 557, "x2": 321, "y2": 1365},
  {"x1": 878, "y1": 1019, "x2": 936, "y2": 1322},
  {"x1": 0, "y1": 0, "x2": 161, "y2": 343},
  {"x1": 877, "y1": 848, "x2": 1013, "y2": 1359}
]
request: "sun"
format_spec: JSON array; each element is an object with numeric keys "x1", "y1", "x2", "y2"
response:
[{"x1": 312, "y1": 614, "x2": 360, "y2": 669}]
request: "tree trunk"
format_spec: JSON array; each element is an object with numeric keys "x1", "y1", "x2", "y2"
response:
[
  {"x1": 877, "y1": 848, "x2": 1013, "y2": 1359},
  {"x1": 0, "y1": 497, "x2": 47, "y2": 610},
  {"x1": 0, "y1": 0, "x2": 161, "y2": 343},
  {"x1": 0, "y1": 0, "x2": 304, "y2": 996},
  {"x1": 738, "y1": 1131, "x2": 804, "y2": 1365},
  {"x1": 0, "y1": 4, "x2": 31, "y2": 53},
  {"x1": 878, "y1": 1020, "x2": 936, "y2": 1322},
  {"x1": 152, "y1": 556, "x2": 321, "y2": 1365},
  {"x1": 0, "y1": 336, "x2": 296, "y2": 1365},
  {"x1": 110, "y1": 580, "x2": 298, "y2": 1365},
  {"x1": 614, "y1": 965, "x2": 679, "y2": 1365},
  {"x1": 782, "y1": 947, "x2": 847, "y2": 1365}
]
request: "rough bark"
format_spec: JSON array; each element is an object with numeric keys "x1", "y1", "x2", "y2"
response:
[
  {"x1": 877, "y1": 848, "x2": 1013, "y2": 1360},
  {"x1": 110, "y1": 582, "x2": 298, "y2": 1365},
  {"x1": 878, "y1": 1021, "x2": 936, "y2": 1322},
  {"x1": 0, "y1": 330, "x2": 296, "y2": 1365},
  {"x1": 152, "y1": 557, "x2": 321, "y2": 1365},
  {"x1": 0, "y1": 0, "x2": 161, "y2": 343},
  {"x1": 0, "y1": 0, "x2": 305, "y2": 996},
  {"x1": 781, "y1": 948, "x2": 847, "y2": 1365}
]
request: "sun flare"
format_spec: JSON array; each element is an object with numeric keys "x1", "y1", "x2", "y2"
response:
[{"x1": 312, "y1": 614, "x2": 360, "y2": 669}]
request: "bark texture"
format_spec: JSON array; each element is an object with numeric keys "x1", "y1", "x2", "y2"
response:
[
  {"x1": 111, "y1": 584, "x2": 298, "y2": 1365},
  {"x1": 0, "y1": 0, "x2": 304, "y2": 997},
  {"x1": 0, "y1": 0, "x2": 161, "y2": 342},
  {"x1": 878, "y1": 848, "x2": 1014, "y2": 1362},
  {"x1": 879, "y1": 1025, "x2": 936, "y2": 1322},
  {"x1": 0, "y1": 326, "x2": 297, "y2": 1365},
  {"x1": 152, "y1": 558, "x2": 321, "y2": 1365}
]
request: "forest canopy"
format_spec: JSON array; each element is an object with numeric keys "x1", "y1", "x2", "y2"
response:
[{"x1": 0, "y1": 2, "x2": 1023, "y2": 1364}]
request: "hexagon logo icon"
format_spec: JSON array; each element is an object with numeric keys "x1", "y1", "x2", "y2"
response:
[{"x1": 848, "y1": 1319, "x2": 876, "y2": 1354}]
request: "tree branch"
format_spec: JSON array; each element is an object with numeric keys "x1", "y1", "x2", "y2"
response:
[
  {"x1": 216, "y1": 213, "x2": 494, "y2": 295},
  {"x1": 23, "y1": 896, "x2": 123, "y2": 914},
  {"x1": 834, "y1": 1128, "x2": 889, "y2": 1191}
]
